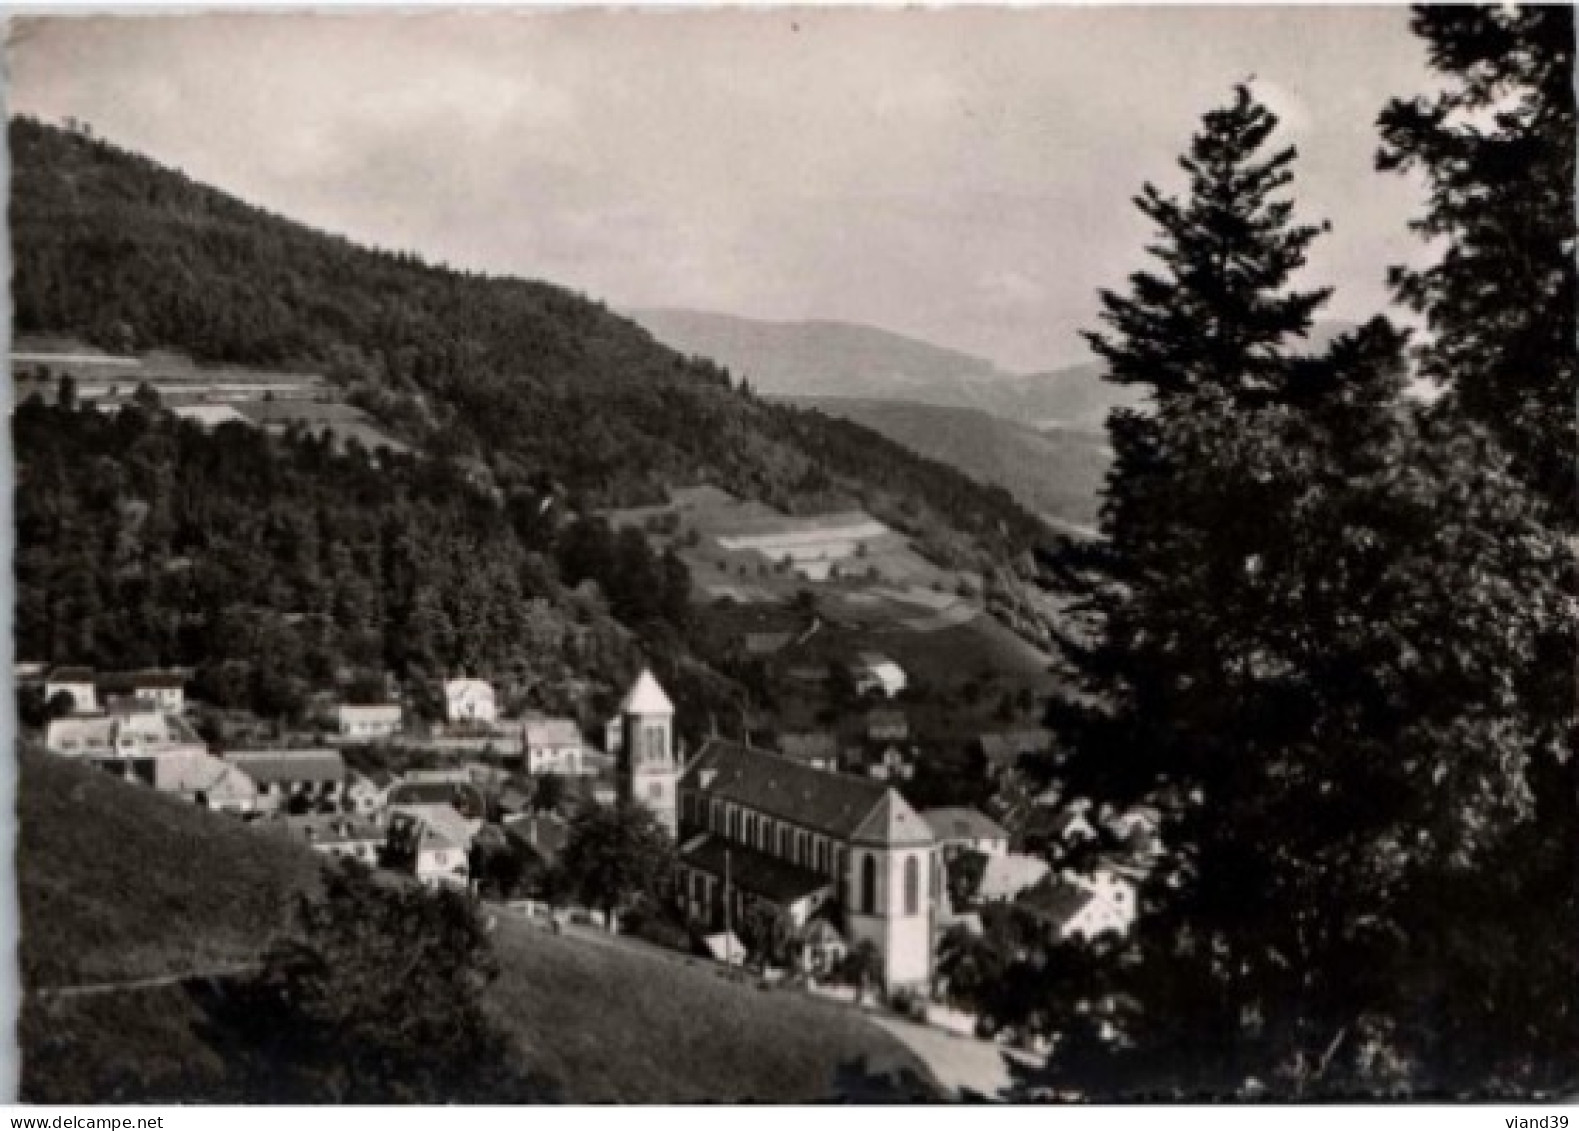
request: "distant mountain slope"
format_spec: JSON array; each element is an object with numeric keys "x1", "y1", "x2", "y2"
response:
[
  {"x1": 628, "y1": 308, "x2": 1008, "y2": 396},
  {"x1": 787, "y1": 397, "x2": 1111, "y2": 533},
  {"x1": 631, "y1": 307, "x2": 1362, "y2": 432},
  {"x1": 9, "y1": 117, "x2": 1054, "y2": 576}
]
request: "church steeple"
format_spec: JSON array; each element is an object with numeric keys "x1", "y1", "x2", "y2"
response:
[{"x1": 616, "y1": 668, "x2": 678, "y2": 837}]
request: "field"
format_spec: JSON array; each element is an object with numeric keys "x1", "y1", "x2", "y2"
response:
[
  {"x1": 485, "y1": 917, "x2": 933, "y2": 1102},
  {"x1": 12, "y1": 340, "x2": 408, "y2": 455},
  {"x1": 18, "y1": 748, "x2": 931, "y2": 1103},
  {"x1": 19, "y1": 747, "x2": 324, "y2": 988}
]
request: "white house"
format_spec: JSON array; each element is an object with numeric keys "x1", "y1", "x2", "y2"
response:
[
  {"x1": 99, "y1": 670, "x2": 186, "y2": 713},
  {"x1": 268, "y1": 813, "x2": 385, "y2": 864},
  {"x1": 922, "y1": 807, "x2": 1010, "y2": 857},
  {"x1": 976, "y1": 852, "x2": 1052, "y2": 903},
  {"x1": 854, "y1": 653, "x2": 907, "y2": 698},
  {"x1": 443, "y1": 679, "x2": 497, "y2": 725},
  {"x1": 336, "y1": 703, "x2": 402, "y2": 741},
  {"x1": 44, "y1": 668, "x2": 99, "y2": 715},
  {"x1": 344, "y1": 770, "x2": 397, "y2": 816},
  {"x1": 1022, "y1": 870, "x2": 1138, "y2": 943},
  {"x1": 151, "y1": 750, "x2": 259, "y2": 814},
  {"x1": 45, "y1": 710, "x2": 204, "y2": 762},
  {"x1": 387, "y1": 809, "x2": 471, "y2": 889},
  {"x1": 387, "y1": 801, "x2": 483, "y2": 853},
  {"x1": 522, "y1": 718, "x2": 587, "y2": 776}
]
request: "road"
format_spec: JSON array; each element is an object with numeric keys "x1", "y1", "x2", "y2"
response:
[{"x1": 869, "y1": 1014, "x2": 1041, "y2": 1100}]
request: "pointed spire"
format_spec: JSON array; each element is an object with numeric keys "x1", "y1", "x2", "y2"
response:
[{"x1": 619, "y1": 668, "x2": 674, "y2": 716}]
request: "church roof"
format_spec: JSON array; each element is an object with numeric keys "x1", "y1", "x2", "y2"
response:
[
  {"x1": 682, "y1": 739, "x2": 934, "y2": 847},
  {"x1": 619, "y1": 669, "x2": 674, "y2": 716},
  {"x1": 849, "y1": 791, "x2": 936, "y2": 848},
  {"x1": 680, "y1": 833, "x2": 835, "y2": 906}
]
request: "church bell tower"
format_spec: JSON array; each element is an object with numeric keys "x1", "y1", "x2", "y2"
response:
[{"x1": 616, "y1": 668, "x2": 679, "y2": 838}]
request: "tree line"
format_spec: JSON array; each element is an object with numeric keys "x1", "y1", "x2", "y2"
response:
[{"x1": 1007, "y1": 6, "x2": 1574, "y2": 1097}]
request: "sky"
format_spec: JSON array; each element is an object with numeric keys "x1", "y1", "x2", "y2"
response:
[{"x1": 7, "y1": 7, "x2": 1437, "y2": 372}]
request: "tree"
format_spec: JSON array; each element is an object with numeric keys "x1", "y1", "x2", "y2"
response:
[
  {"x1": 1047, "y1": 80, "x2": 1578, "y2": 1095},
  {"x1": 835, "y1": 939, "x2": 883, "y2": 1005},
  {"x1": 944, "y1": 849, "x2": 989, "y2": 911},
  {"x1": 1374, "y1": 5, "x2": 1579, "y2": 1089},
  {"x1": 531, "y1": 771, "x2": 566, "y2": 814},
  {"x1": 557, "y1": 800, "x2": 674, "y2": 930},
  {"x1": 131, "y1": 381, "x2": 162, "y2": 412},
  {"x1": 241, "y1": 864, "x2": 551, "y2": 1101},
  {"x1": 1377, "y1": 5, "x2": 1575, "y2": 513}
]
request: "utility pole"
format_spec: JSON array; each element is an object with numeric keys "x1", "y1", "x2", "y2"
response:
[{"x1": 724, "y1": 846, "x2": 733, "y2": 967}]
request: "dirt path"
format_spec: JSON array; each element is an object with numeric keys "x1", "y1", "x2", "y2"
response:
[{"x1": 28, "y1": 964, "x2": 259, "y2": 1000}]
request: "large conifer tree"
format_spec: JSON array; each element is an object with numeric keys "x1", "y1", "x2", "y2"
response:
[
  {"x1": 1378, "y1": 4, "x2": 1576, "y2": 514},
  {"x1": 1045, "y1": 76, "x2": 1576, "y2": 1094}
]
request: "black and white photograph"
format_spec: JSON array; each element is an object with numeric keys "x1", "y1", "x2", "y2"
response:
[{"x1": 4, "y1": 3, "x2": 1575, "y2": 1107}]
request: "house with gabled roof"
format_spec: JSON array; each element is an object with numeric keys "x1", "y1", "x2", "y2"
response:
[
  {"x1": 222, "y1": 749, "x2": 346, "y2": 814},
  {"x1": 98, "y1": 669, "x2": 187, "y2": 713},
  {"x1": 44, "y1": 667, "x2": 99, "y2": 716},
  {"x1": 675, "y1": 738, "x2": 938, "y2": 990},
  {"x1": 521, "y1": 717, "x2": 587, "y2": 776},
  {"x1": 443, "y1": 678, "x2": 497, "y2": 725},
  {"x1": 152, "y1": 750, "x2": 259, "y2": 815},
  {"x1": 922, "y1": 807, "x2": 1009, "y2": 857}
]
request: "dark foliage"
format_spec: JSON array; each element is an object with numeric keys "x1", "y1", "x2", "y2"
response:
[
  {"x1": 222, "y1": 865, "x2": 556, "y2": 1101},
  {"x1": 9, "y1": 116, "x2": 1054, "y2": 574}
]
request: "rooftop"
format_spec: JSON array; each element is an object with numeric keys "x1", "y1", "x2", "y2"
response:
[
  {"x1": 681, "y1": 833, "x2": 836, "y2": 906},
  {"x1": 222, "y1": 749, "x2": 346, "y2": 785},
  {"x1": 922, "y1": 807, "x2": 1008, "y2": 844},
  {"x1": 46, "y1": 667, "x2": 96, "y2": 683},
  {"x1": 682, "y1": 740, "x2": 932, "y2": 847},
  {"x1": 523, "y1": 718, "x2": 584, "y2": 746},
  {"x1": 1019, "y1": 877, "x2": 1097, "y2": 930}
]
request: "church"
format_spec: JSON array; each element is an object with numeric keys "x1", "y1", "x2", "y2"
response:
[{"x1": 612, "y1": 668, "x2": 939, "y2": 990}]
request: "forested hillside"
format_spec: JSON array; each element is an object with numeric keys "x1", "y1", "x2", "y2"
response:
[
  {"x1": 9, "y1": 117, "x2": 1053, "y2": 575},
  {"x1": 11, "y1": 400, "x2": 729, "y2": 728}
]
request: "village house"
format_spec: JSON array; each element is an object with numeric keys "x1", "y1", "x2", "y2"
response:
[
  {"x1": 223, "y1": 749, "x2": 347, "y2": 814},
  {"x1": 267, "y1": 812, "x2": 386, "y2": 864},
  {"x1": 150, "y1": 749, "x2": 259, "y2": 815},
  {"x1": 522, "y1": 718, "x2": 587, "y2": 776},
  {"x1": 336, "y1": 703, "x2": 402, "y2": 741},
  {"x1": 865, "y1": 708, "x2": 909, "y2": 744},
  {"x1": 923, "y1": 807, "x2": 1010, "y2": 858},
  {"x1": 44, "y1": 667, "x2": 99, "y2": 715},
  {"x1": 976, "y1": 728, "x2": 1054, "y2": 781},
  {"x1": 388, "y1": 778, "x2": 487, "y2": 820},
  {"x1": 98, "y1": 670, "x2": 186, "y2": 713},
  {"x1": 443, "y1": 678, "x2": 497, "y2": 725},
  {"x1": 976, "y1": 851, "x2": 1052, "y2": 903},
  {"x1": 387, "y1": 799, "x2": 484, "y2": 853},
  {"x1": 387, "y1": 810, "x2": 470, "y2": 889},
  {"x1": 673, "y1": 735, "x2": 940, "y2": 990},
  {"x1": 1019, "y1": 870, "x2": 1138, "y2": 943},
  {"x1": 775, "y1": 732, "x2": 839, "y2": 772},
  {"x1": 344, "y1": 769, "x2": 397, "y2": 816},
  {"x1": 45, "y1": 709, "x2": 204, "y2": 762},
  {"x1": 854, "y1": 653, "x2": 907, "y2": 698}
]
